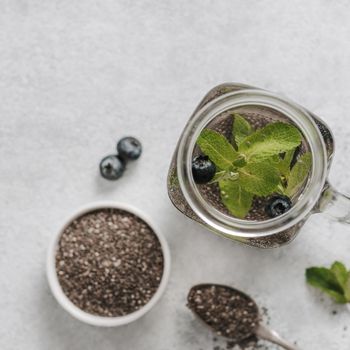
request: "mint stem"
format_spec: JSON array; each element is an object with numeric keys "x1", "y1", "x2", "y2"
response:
[
  {"x1": 209, "y1": 170, "x2": 239, "y2": 184},
  {"x1": 277, "y1": 183, "x2": 286, "y2": 194}
]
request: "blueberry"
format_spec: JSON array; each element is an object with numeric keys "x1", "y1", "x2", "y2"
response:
[
  {"x1": 265, "y1": 195, "x2": 292, "y2": 218},
  {"x1": 192, "y1": 155, "x2": 216, "y2": 184},
  {"x1": 117, "y1": 137, "x2": 142, "y2": 161},
  {"x1": 99, "y1": 155, "x2": 126, "y2": 180}
]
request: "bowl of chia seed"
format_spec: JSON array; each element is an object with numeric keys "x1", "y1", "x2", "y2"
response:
[{"x1": 46, "y1": 201, "x2": 171, "y2": 327}]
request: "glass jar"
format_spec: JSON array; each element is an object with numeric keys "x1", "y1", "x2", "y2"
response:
[{"x1": 167, "y1": 83, "x2": 348, "y2": 248}]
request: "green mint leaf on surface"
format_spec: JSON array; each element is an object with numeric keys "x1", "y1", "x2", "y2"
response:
[
  {"x1": 239, "y1": 122, "x2": 302, "y2": 162},
  {"x1": 306, "y1": 261, "x2": 350, "y2": 304},
  {"x1": 238, "y1": 162, "x2": 280, "y2": 196},
  {"x1": 306, "y1": 267, "x2": 347, "y2": 304},
  {"x1": 285, "y1": 152, "x2": 312, "y2": 197},
  {"x1": 219, "y1": 180, "x2": 253, "y2": 219},
  {"x1": 232, "y1": 113, "x2": 252, "y2": 149},
  {"x1": 197, "y1": 129, "x2": 238, "y2": 170},
  {"x1": 345, "y1": 273, "x2": 350, "y2": 301},
  {"x1": 331, "y1": 261, "x2": 348, "y2": 289}
]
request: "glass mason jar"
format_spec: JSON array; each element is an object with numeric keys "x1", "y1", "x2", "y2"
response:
[{"x1": 167, "y1": 83, "x2": 349, "y2": 248}]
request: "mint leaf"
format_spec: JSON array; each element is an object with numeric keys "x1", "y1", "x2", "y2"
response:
[
  {"x1": 239, "y1": 122, "x2": 302, "y2": 162},
  {"x1": 209, "y1": 170, "x2": 240, "y2": 183},
  {"x1": 232, "y1": 114, "x2": 252, "y2": 149},
  {"x1": 285, "y1": 152, "x2": 312, "y2": 197},
  {"x1": 232, "y1": 155, "x2": 247, "y2": 168},
  {"x1": 196, "y1": 119, "x2": 306, "y2": 219},
  {"x1": 331, "y1": 261, "x2": 348, "y2": 290},
  {"x1": 197, "y1": 129, "x2": 238, "y2": 170},
  {"x1": 345, "y1": 273, "x2": 350, "y2": 301},
  {"x1": 306, "y1": 262, "x2": 350, "y2": 304},
  {"x1": 210, "y1": 170, "x2": 227, "y2": 183},
  {"x1": 306, "y1": 267, "x2": 347, "y2": 304},
  {"x1": 238, "y1": 162, "x2": 280, "y2": 196},
  {"x1": 276, "y1": 149, "x2": 295, "y2": 177},
  {"x1": 219, "y1": 180, "x2": 253, "y2": 218}
]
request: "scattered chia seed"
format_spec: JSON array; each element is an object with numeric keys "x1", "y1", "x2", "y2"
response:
[
  {"x1": 55, "y1": 208, "x2": 164, "y2": 317},
  {"x1": 187, "y1": 284, "x2": 260, "y2": 346}
]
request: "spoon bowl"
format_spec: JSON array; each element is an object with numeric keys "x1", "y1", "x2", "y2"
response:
[
  {"x1": 187, "y1": 283, "x2": 300, "y2": 350},
  {"x1": 187, "y1": 283, "x2": 259, "y2": 342}
]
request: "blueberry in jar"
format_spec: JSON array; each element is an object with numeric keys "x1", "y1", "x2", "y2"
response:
[
  {"x1": 192, "y1": 155, "x2": 216, "y2": 184},
  {"x1": 265, "y1": 195, "x2": 292, "y2": 218}
]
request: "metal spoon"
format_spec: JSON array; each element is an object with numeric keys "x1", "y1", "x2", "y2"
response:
[
  {"x1": 187, "y1": 284, "x2": 300, "y2": 350},
  {"x1": 255, "y1": 323, "x2": 299, "y2": 350}
]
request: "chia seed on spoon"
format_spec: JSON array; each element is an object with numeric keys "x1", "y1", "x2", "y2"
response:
[{"x1": 187, "y1": 284, "x2": 260, "y2": 345}]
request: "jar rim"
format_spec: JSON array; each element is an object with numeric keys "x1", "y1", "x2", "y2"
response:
[{"x1": 176, "y1": 89, "x2": 328, "y2": 238}]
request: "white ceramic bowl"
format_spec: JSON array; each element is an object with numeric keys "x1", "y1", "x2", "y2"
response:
[{"x1": 47, "y1": 201, "x2": 171, "y2": 327}]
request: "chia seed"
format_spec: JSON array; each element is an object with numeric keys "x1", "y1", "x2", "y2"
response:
[
  {"x1": 55, "y1": 208, "x2": 164, "y2": 317},
  {"x1": 187, "y1": 284, "x2": 260, "y2": 345}
]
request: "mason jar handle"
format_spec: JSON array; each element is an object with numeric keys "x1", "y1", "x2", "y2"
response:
[{"x1": 317, "y1": 183, "x2": 350, "y2": 223}]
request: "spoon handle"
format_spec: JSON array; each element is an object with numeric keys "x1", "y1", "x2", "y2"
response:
[{"x1": 255, "y1": 324, "x2": 300, "y2": 350}]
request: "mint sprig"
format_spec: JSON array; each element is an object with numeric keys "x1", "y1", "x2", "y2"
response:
[
  {"x1": 196, "y1": 114, "x2": 312, "y2": 218},
  {"x1": 232, "y1": 113, "x2": 253, "y2": 149},
  {"x1": 219, "y1": 180, "x2": 253, "y2": 219},
  {"x1": 285, "y1": 152, "x2": 312, "y2": 197},
  {"x1": 239, "y1": 122, "x2": 302, "y2": 162},
  {"x1": 197, "y1": 129, "x2": 238, "y2": 170},
  {"x1": 238, "y1": 161, "x2": 280, "y2": 196},
  {"x1": 306, "y1": 261, "x2": 350, "y2": 304},
  {"x1": 276, "y1": 149, "x2": 295, "y2": 178}
]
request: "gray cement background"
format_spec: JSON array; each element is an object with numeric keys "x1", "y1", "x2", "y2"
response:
[{"x1": 0, "y1": 1, "x2": 350, "y2": 349}]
